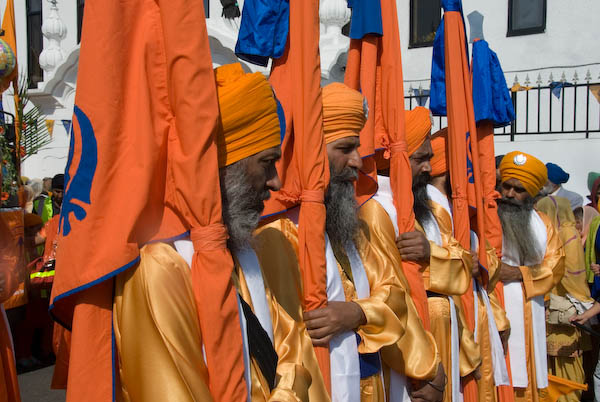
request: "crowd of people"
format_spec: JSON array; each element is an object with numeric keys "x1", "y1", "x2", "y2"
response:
[{"x1": 2, "y1": 67, "x2": 600, "y2": 402}]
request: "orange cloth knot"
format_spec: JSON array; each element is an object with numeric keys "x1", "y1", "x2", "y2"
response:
[
  {"x1": 191, "y1": 224, "x2": 229, "y2": 251},
  {"x1": 300, "y1": 190, "x2": 324, "y2": 203}
]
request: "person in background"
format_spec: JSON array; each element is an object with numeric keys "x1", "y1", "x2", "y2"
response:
[
  {"x1": 33, "y1": 174, "x2": 64, "y2": 223},
  {"x1": 570, "y1": 301, "x2": 600, "y2": 402},
  {"x1": 588, "y1": 172, "x2": 600, "y2": 211},
  {"x1": 542, "y1": 163, "x2": 584, "y2": 211},
  {"x1": 21, "y1": 185, "x2": 34, "y2": 214},
  {"x1": 575, "y1": 206, "x2": 600, "y2": 246},
  {"x1": 537, "y1": 195, "x2": 593, "y2": 402},
  {"x1": 42, "y1": 177, "x2": 52, "y2": 195},
  {"x1": 495, "y1": 154, "x2": 505, "y2": 191}
]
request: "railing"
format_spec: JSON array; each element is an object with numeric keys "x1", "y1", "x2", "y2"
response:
[{"x1": 404, "y1": 79, "x2": 600, "y2": 141}]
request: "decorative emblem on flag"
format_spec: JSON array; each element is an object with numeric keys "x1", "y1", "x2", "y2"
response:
[
  {"x1": 59, "y1": 106, "x2": 98, "y2": 236},
  {"x1": 513, "y1": 154, "x2": 527, "y2": 166}
]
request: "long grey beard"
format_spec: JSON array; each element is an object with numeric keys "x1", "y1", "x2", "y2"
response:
[
  {"x1": 497, "y1": 197, "x2": 541, "y2": 265},
  {"x1": 413, "y1": 172, "x2": 433, "y2": 229},
  {"x1": 219, "y1": 160, "x2": 269, "y2": 251},
  {"x1": 325, "y1": 166, "x2": 360, "y2": 249}
]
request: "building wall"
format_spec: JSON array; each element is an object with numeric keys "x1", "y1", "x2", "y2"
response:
[{"x1": 4, "y1": 0, "x2": 599, "y2": 192}]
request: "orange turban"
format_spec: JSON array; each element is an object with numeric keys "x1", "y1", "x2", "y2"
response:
[
  {"x1": 215, "y1": 63, "x2": 282, "y2": 167},
  {"x1": 322, "y1": 82, "x2": 366, "y2": 144},
  {"x1": 499, "y1": 151, "x2": 548, "y2": 197},
  {"x1": 430, "y1": 128, "x2": 448, "y2": 177},
  {"x1": 405, "y1": 106, "x2": 432, "y2": 156}
]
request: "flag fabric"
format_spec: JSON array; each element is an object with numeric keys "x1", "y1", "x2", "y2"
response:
[
  {"x1": 265, "y1": 0, "x2": 332, "y2": 392},
  {"x1": 471, "y1": 38, "x2": 516, "y2": 402},
  {"x1": 379, "y1": 0, "x2": 431, "y2": 328},
  {"x1": 344, "y1": 0, "x2": 382, "y2": 205},
  {"x1": 539, "y1": 374, "x2": 587, "y2": 402},
  {"x1": 430, "y1": 1, "x2": 486, "y2": 399},
  {"x1": 49, "y1": 1, "x2": 246, "y2": 401}
]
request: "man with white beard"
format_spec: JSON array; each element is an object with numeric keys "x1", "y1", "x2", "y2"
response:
[{"x1": 497, "y1": 151, "x2": 565, "y2": 402}]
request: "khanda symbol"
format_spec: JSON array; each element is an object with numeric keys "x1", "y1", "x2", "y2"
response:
[
  {"x1": 59, "y1": 105, "x2": 98, "y2": 236},
  {"x1": 466, "y1": 131, "x2": 474, "y2": 184}
]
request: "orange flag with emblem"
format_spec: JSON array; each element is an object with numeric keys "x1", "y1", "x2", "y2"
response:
[{"x1": 50, "y1": 1, "x2": 246, "y2": 401}]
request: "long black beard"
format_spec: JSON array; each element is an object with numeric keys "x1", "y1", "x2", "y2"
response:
[
  {"x1": 325, "y1": 166, "x2": 360, "y2": 249},
  {"x1": 413, "y1": 172, "x2": 433, "y2": 228},
  {"x1": 219, "y1": 160, "x2": 270, "y2": 251},
  {"x1": 497, "y1": 196, "x2": 541, "y2": 265}
]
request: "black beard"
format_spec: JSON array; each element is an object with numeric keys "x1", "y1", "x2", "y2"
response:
[
  {"x1": 219, "y1": 160, "x2": 270, "y2": 251},
  {"x1": 497, "y1": 196, "x2": 541, "y2": 265},
  {"x1": 325, "y1": 166, "x2": 360, "y2": 249},
  {"x1": 413, "y1": 172, "x2": 433, "y2": 228}
]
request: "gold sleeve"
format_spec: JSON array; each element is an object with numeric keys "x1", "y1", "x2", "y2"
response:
[
  {"x1": 236, "y1": 268, "x2": 311, "y2": 402},
  {"x1": 113, "y1": 243, "x2": 213, "y2": 402},
  {"x1": 518, "y1": 212, "x2": 565, "y2": 300},
  {"x1": 453, "y1": 297, "x2": 481, "y2": 377},
  {"x1": 354, "y1": 221, "x2": 408, "y2": 354},
  {"x1": 488, "y1": 288, "x2": 510, "y2": 332},
  {"x1": 484, "y1": 242, "x2": 501, "y2": 292},
  {"x1": 423, "y1": 235, "x2": 472, "y2": 297},
  {"x1": 360, "y1": 200, "x2": 440, "y2": 380}
]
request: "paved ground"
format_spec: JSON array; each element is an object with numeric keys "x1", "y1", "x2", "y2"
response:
[{"x1": 18, "y1": 366, "x2": 65, "y2": 402}]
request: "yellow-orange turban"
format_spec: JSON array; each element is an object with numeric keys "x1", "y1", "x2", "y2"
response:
[
  {"x1": 430, "y1": 128, "x2": 448, "y2": 177},
  {"x1": 405, "y1": 106, "x2": 432, "y2": 156},
  {"x1": 215, "y1": 63, "x2": 282, "y2": 167},
  {"x1": 499, "y1": 151, "x2": 548, "y2": 197},
  {"x1": 322, "y1": 82, "x2": 366, "y2": 144}
]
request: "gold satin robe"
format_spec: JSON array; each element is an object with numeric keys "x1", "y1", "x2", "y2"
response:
[
  {"x1": 113, "y1": 242, "x2": 311, "y2": 402},
  {"x1": 255, "y1": 204, "x2": 411, "y2": 402},
  {"x1": 510, "y1": 212, "x2": 565, "y2": 402},
  {"x1": 419, "y1": 201, "x2": 482, "y2": 402}
]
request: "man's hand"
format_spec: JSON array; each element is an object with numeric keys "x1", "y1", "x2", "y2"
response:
[
  {"x1": 409, "y1": 362, "x2": 445, "y2": 402},
  {"x1": 303, "y1": 301, "x2": 366, "y2": 347},
  {"x1": 498, "y1": 262, "x2": 523, "y2": 283},
  {"x1": 397, "y1": 231, "x2": 431, "y2": 263},
  {"x1": 591, "y1": 263, "x2": 600, "y2": 277},
  {"x1": 499, "y1": 329, "x2": 510, "y2": 355}
]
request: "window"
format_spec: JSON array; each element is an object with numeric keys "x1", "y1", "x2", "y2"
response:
[
  {"x1": 508, "y1": 0, "x2": 546, "y2": 37},
  {"x1": 204, "y1": 0, "x2": 209, "y2": 18},
  {"x1": 77, "y1": 0, "x2": 85, "y2": 43},
  {"x1": 410, "y1": 0, "x2": 441, "y2": 48},
  {"x1": 26, "y1": 0, "x2": 43, "y2": 88}
]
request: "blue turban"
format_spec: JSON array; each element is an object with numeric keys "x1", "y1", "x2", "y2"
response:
[{"x1": 546, "y1": 163, "x2": 569, "y2": 184}]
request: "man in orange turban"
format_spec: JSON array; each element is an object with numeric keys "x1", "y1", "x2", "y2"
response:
[
  {"x1": 113, "y1": 63, "x2": 312, "y2": 401},
  {"x1": 497, "y1": 151, "x2": 565, "y2": 402},
  {"x1": 257, "y1": 82, "x2": 432, "y2": 402}
]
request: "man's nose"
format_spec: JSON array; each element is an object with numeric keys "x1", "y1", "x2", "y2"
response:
[
  {"x1": 347, "y1": 150, "x2": 363, "y2": 171},
  {"x1": 266, "y1": 173, "x2": 282, "y2": 192},
  {"x1": 421, "y1": 161, "x2": 432, "y2": 174}
]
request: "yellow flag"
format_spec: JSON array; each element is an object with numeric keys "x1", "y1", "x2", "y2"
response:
[{"x1": 45, "y1": 120, "x2": 54, "y2": 138}]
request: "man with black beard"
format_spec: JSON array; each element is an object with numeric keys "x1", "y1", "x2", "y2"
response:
[
  {"x1": 398, "y1": 112, "x2": 478, "y2": 402},
  {"x1": 256, "y1": 83, "x2": 410, "y2": 402},
  {"x1": 496, "y1": 151, "x2": 565, "y2": 402},
  {"x1": 112, "y1": 63, "x2": 311, "y2": 401}
]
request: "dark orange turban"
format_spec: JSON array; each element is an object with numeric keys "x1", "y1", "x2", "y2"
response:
[
  {"x1": 322, "y1": 82, "x2": 366, "y2": 144},
  {"x1": 430, "y1": 128, "x2": 448, "y2": 177},
  {"x1": 500, "y1": 151, "x2": 548, "y2": 197},
  {"x1": 405, "y1": 106, "x2": 432, "y2": 156},
  {"x1": 215, "y1": 63, "x2": 282, "y2": 167}
]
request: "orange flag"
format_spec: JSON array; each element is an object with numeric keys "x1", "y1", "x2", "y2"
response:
[
  {"x1": 50, "y1": 1, "x2": 246, "y2": 401},
  {"x1": 345, "y1": 35, "x2": 379, "y2": 205},
  {"x1": 540, "y1": 374, "x2": 587, "y2": 402},
  {"x1": 266, "y1": 0, "x2": 331, "y2": 391},
  {"x1": 378, "y1": 0, "x2": 430, "y2": 328}
]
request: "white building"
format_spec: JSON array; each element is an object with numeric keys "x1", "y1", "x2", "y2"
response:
[{"x1": 4, "y1": 0, "x2": 599, "y2": 197}]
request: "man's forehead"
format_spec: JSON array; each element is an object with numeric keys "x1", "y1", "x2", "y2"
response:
[
  {"x1": 412, "y1": 137, "x2": 432, "y2": 157},
  {"x1": 502, "y1": 177, "x2": 525, "y2": 189},
  {"x1": 330, "y1": 136, "x2": 360, "y2": 147}
]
